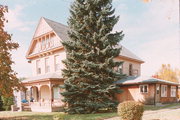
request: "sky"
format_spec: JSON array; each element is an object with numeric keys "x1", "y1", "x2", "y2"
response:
[{"x1": 1, "y1": 0, "x2": 179, "y2": 78}]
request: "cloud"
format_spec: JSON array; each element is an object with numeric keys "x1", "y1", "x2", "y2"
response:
[
  {"x1": 12, "y1": 44, "x2": 31, "y2": 78},
  {"x1": 139, "y1": 32, "x2": 179, "y2": 76},
  {"x1": 3, "y1": 4, "x2": 35, "y2": 78},
  {"x1": 5, "y1": 5, "x2": 35, "y2": 32},
  {"x1": 139, "y1": 0, "x2": 179, "y2": 75},
  {"x1": 114, "y1": 0, "x2": 179, "y2": 76}
]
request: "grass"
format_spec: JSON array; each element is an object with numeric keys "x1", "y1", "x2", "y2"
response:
[
  {"x1": 0, "y1": 103, "x2": 180, "y2": 120},
  {"x1": 63, "y1": 112, "x2": 117, "y2": 120},
  {"x1": 144, "y1": 103, "x2": 180, "y2": 111},
  {"x1": 0, "y1": 111, "x2": 118, "y2": 120}
]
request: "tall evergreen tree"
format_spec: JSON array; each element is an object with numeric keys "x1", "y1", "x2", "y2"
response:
[
  {"x1": 0, "y1": 5, "x2": 20, "y2": 96},
  {"x1": 61, "y1": 0, "x2": 124, "y2": 114}
]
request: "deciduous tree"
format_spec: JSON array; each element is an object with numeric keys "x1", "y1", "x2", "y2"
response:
[
  {"x1": 152, "y1": 64, "x2": 179, "y2": 83},
  {"x1": 0, "y1": 5, "x2": 20, "y2": 96}
]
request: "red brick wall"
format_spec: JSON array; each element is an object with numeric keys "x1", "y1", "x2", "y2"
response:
[
  {"x1": 160, "y1": 85, "x2": 178, "y2": 103},
  {"x1": 116, "y1": 84, "x2": 155, "y2": 104},
  {"x1": 116, "y1": 84, "x2": 178, "y2": 104}
]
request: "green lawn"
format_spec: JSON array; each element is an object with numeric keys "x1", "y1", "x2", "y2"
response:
[
  {"x1": 0, "y1": 111, "x2": 117, "y2": 120},
  {"x1": 0, "y1": 103, "x2": 180, "y2": 120},
  {"x1": 144, "y1": 103, "x2": 180, "y2": 111}
]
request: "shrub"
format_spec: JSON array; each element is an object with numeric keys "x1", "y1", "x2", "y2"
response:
[
  {"x1": 2, "y1": 96, "x2": 14, "y2": 111},
  {"x1": 53, "y1": 114, "x2": 65, "y2": 120},
  {"x1": 0, "y1": 96, "x2": 3, "y2": 111},
  {"x1": 118, "y1": 101, "x2": 144, "y2": 120}
]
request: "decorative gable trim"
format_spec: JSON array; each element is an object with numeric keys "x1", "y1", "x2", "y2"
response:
[{"x1": 26, "y1": 17, "x2": 63, "y2": 58}]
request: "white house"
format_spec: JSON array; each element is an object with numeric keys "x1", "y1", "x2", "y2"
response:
[{"x1": 13, "y1": 17, "x2": 144, "y2": 112}]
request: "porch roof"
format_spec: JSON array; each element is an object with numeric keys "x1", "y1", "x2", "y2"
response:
[
  {"x1": 116, "y1": 76, "x2": 180, "y2": 85},
  {"x1": 22, "y1": 73, "x2": 63, "y2": 83}
]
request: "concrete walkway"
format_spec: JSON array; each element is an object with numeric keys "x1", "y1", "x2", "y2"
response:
[{"x1": 104, "y1": 106, "x2": 180, "y2": 120}]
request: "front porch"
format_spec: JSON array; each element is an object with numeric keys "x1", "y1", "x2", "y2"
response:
[{"x1": 14, "y1": 77, "x2": 65, "y2": 112}]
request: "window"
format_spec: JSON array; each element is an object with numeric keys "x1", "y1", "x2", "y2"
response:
[
  {"x1": 53, "y1": 86, "x2": 60, "y2": 99},
  {"x1": 133, "y1": 69, "x2": 139, "y2": 76},
  {"x1": 139, "y1": 85, "x2": 148, "y2": 93},
  {"x1": 129, "y1": 64, "x2": 133, "y2": 76},
  {"x1": 41, "y1": 39, "x2": 46, "y2": 50},
  {"x1": 46, "y1": 36, "x2": 51, "y2": 48},
  {"x1": 45, "y1": 58, "x2": 50, "y2": 73},
  {"x1": 115, "y1": 64, "x2": 123, "y2": 74},
  {"x1": 36, "y1": 60, "x2": 41, "y2": 74},
  {"x1": 50, "y1": 35, "x2": 55, "y2": 47},
  {"x1": 161, "y1": 85, "x2": 167, "y2": 97},
  {"x1": 156, "y1": 85, "x2": 160, "y2": 94},
  {"x1": 171, "y1": 86, "x2": 176, "y2": 97},
  {"x1": 55, "y1": 55, "x2": 61, "y2": 71}
]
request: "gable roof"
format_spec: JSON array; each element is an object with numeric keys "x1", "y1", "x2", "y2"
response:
[
  {"x1": 26, "y1": 17, "x2": 144, "y2": 63},
  {"x1": 116, "y1": 76, "x2": 179, "y2": 85},
  {"x1": 43, "y1": 17, "x2": 70, "y2": 41},
  {"x1": 119, "y1": 46, "x2": 143, "y2": 63}
]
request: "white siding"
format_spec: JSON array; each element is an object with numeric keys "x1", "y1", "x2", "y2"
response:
[
  {"x1": 114, "y1": 58, "x2": 141, "y2": 76},
  {"x1": 34, "y1": 18, "x2": 52, "y2": 38},
  {"x1": 31, "y1": 35, "x2": 62, "y2": 55},
  {"x1": 31, "y1": 50, "x2": 66, "y2": 76}
]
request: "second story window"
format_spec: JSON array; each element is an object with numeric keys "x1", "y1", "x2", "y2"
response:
[
  {"x1": 36, "y1": 60, "x2": 41, "y2": 74},
  {"x1": 45, "y1": 58, "x2": 50, "y2": 73},
  {"x1": 133, "y1": 69, "x2": 139, "y2": 76},
  {"x1": 55, "y1": 55, "x2": 61, "y2": 71},
  {"x1": 129, "y1": 64, "x2": 133, "y2": 76},
  {"x1": 117, "y1": 64, "x2": 123, "y2": 74}
]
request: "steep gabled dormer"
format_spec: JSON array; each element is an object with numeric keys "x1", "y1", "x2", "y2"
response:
[
  {"x1": 26, "y1": 17, "x2": 69, "y2": 60},
  {"x1": 26, "y1": 17, "x2": 69, "y2": 76}
]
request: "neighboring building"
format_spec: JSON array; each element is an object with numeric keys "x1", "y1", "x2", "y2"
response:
[
  {"x1": 13, "y1": 17, "x2": 179, "y2": 112},
  {"x1": 116, "y1": 76, "x2": 179, "y2": 105}
]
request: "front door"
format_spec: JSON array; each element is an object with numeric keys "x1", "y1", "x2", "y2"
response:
[{"x1": 155, "y1": 84, "x2": 160, "y2": 103}]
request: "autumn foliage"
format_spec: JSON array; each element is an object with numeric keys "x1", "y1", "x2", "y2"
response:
[
  {"x1": 152, "y1": 64, "x2": 179, "y2": 83},
  {"x1": 0, "y1": 5, "x2": 20, "y2": 96}
]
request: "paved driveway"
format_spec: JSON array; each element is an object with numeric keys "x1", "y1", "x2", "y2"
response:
[
  {"x1": 105, "y1": 107, "x2": 180, "y2": 120},
  {"x1": 142, "y1": 107, "x2": 180, "y2": 120}
]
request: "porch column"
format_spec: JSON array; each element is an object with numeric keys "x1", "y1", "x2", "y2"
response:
[
  {"x1": 26, "y1": 86, "x2": 32, "y2": 102},
  {"x1": 37, "y1": 85, "x2": 41, "y2": 102},
  {"x1": 48, "y1": 83, "x2": 53, "y2": 111}
]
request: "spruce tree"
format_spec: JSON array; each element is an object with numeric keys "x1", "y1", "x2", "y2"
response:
[
  {"x1": 0, "y1": 5, "x2": 20, "y2": 96},
  {"x1": 61, "y1": 0, "x2": 124, "y2": 114}
]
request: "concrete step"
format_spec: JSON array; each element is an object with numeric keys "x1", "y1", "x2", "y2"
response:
[{"x1": 22, "y1": 104, "x2": 31, "y2": 111}]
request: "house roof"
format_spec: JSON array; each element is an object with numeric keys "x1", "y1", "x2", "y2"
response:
[
  {"x1": 116, "y1": 76, "x2": 179, "y2": 85},
  {"x1": 22, "y1": 73, "x2": 62, "y2": 83},
  {"x1": 43, "y1": 17, "x2": 70, "y2": 41},
  {"x1": 42, "y1": 17, "x2": 143, "y2": 63},
  {"x1": 119, "y1": 46, "x2": 143, "y2": 63}
]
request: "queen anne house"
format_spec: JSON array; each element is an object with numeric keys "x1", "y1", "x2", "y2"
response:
[{"x1": 13, "y1": 17, "x2": 179, "y2": 112}]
